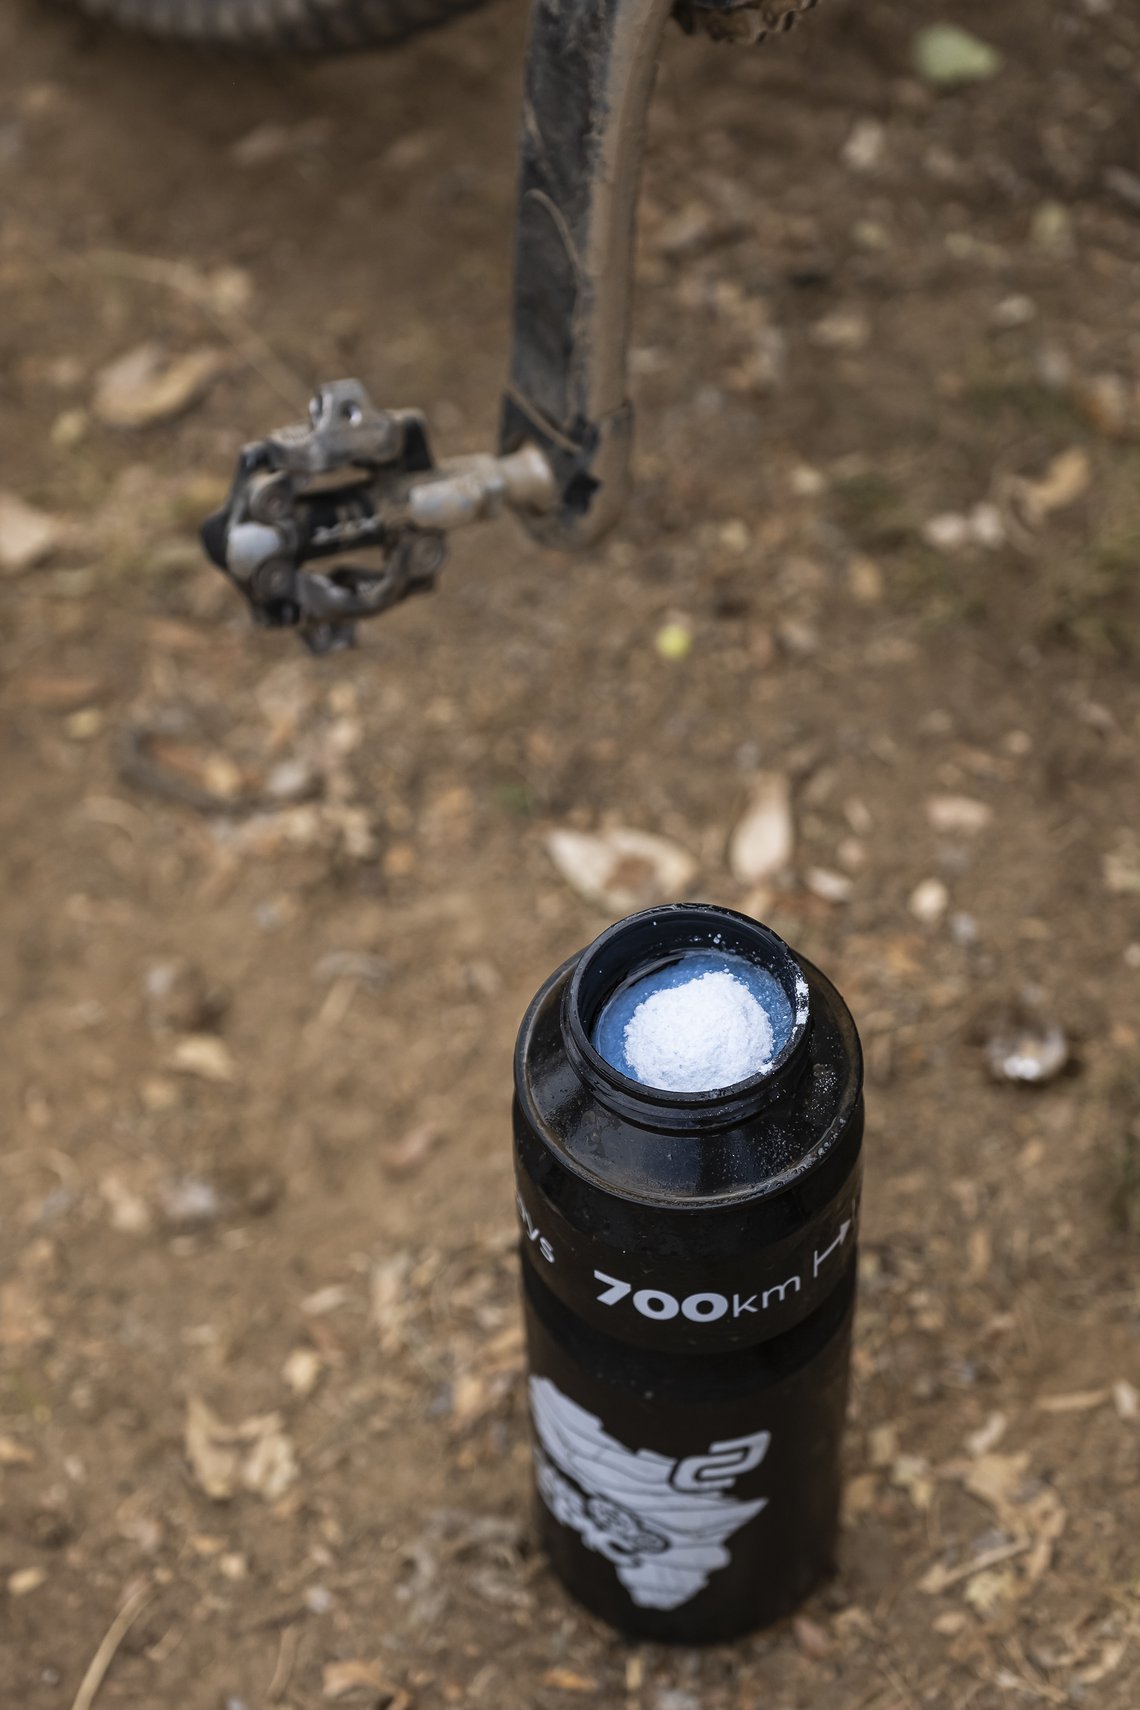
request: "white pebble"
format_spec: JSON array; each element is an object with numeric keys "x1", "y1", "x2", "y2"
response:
[{"x1": 910, "y1": 878, "x2": 949, "y2": 924}]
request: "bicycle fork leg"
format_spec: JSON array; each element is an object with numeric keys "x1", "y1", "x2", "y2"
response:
[{"x1": 499, "y1": 0, "x2": 676, "y2": 549}]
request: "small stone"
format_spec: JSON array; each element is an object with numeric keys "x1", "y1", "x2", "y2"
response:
[
  {"x1": 655, "y1": 622, "x2": 693, "y2": 661},
  {"x1": 789, "y1": 463, "x2": 826, "y2": 498},
  {"x1": 1077, "y1": 373, "x2": 1136, "y2": 439},
  {"x1": 810, "y1": 308, "x2": 871, "y2": 353},
  {"x1": 303, "y1": 1584, "x2": 334, "y2": 1614},
  {"x1": 776, "y1": 617, "x2": 819, "y2": 657},
  {"x1": 51, "y1": 408, "x2": 88, "y2": 449},
  {"x1": 64, "y1": 707, "x2": 104, "y2": 742},
  {"x1": 282, "y1": 1348, "x2": 322, "y2": 1398},
  {"x1": 842, "y1": 117, "x2": 886, "y2": 174},
  {"x1": 1104, "y1": 839, "x2": 1140, "y2": 895},
  {"x1": 848, "y1": 554, "x2": 884, "y2": 604},
  {"x1": 805, "y1": 867, "x2": 852, "y2": 904},
  {"x1": 868, "y1": 1422, "x2": 898, "y2": 1468},
  {"x1": 991, "y1": 294, "x2": 1037, "y2": 330},
  {"x1": 1031, "y1": 200, "x2": 1075, "y2": 257},
  {"x1": 1113, "y1": 1379, "x2": 1139, "y2": 1422},
  {"x1": 101, "y1": 1173, "x2": 152, "y2": 1235},
  {"x1": 832, "y1": 836, "x2": 864, "y2": 875},
  {"x1": 167, "y1": 1035, "x2": 237, "y2": 1084},
  {"x1": 718, "y1": 518, "x2": 751, "y2": 555},
  {"x1": 923, "y1": 512, "x2": 972, "y2": 552},
  {"x1": 383, "y1": 842, "x2": 416, "y2": 879},
  {"x1": 145, "y1": 958, "x2": 226, "y2": 1035},
  {"x1": 925, "y1": 795, "x2": 993, "y2": 835},
  {"x1": 159, "y1": 1176, "x2": 222, "y2": 1229},
  {"x1": 852, "y1": 217, "x2": 892, "y2": 250},
  {"x1": 793, "y1": 1613, "x2": 832, "y2": 1657},
  {"x1": 986, "y1": 1010, "x2": 1069, "y2": 1086},
  {"x1": 265, "y1": 758, "x2": 317, "y2": 803},
  {"x1": 8, "y1": 1567, "x2": 47, "y2": 1597},
  {"x1": 969, "y1": 502, "x2": 1006, "y2": 549},
  {"x1": 909, "y1": 878, "x2": 949, "y2": 924},
  {"x1": 1105, "y1": 166, "x2": 1140, "y2": 213},
  {"x1": 950, "y1": 912, "x2": 979, "y2": 946}
]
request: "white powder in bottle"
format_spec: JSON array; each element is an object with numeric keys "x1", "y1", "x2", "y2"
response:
[{"x1": 622, "y1": 970, "x2": 775, "y2": 1093}]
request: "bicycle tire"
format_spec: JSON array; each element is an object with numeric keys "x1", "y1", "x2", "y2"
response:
[{"x1": 61, "y1": 0, "x2": 492, "y2": 52}]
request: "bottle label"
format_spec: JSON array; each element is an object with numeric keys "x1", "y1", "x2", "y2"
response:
[{"x1": 530, "y1": 1374, "x2": 770, "y2": 1612}]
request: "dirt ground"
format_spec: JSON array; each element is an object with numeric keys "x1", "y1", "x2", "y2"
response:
[{"x1": 2, "y1": 0, "x2": 1140, "y2": 1704}]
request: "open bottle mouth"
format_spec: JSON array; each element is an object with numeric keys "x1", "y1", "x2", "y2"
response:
[{"x1": 563, "y1": 905, "x2": 811, "y2": 1121}]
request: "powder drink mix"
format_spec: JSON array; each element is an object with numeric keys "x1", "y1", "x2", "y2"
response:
[
  {"x1": 513, "y1": 905, "x2": 863, "y2": 1642},
  {"x1": 592, "y1": 950, "x2": 793, "y2": 1091}
]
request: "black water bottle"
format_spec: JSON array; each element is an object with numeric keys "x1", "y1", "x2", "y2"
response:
[{"x1": 513, "y1": 905, "x2": 863, "y2": 1643}]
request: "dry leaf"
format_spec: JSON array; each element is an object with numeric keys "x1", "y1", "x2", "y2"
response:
[
  {"x1": 0, "y1": 1434, "x2": 35, "y2": 1467},
  {"x1": 963, "y1": 1566, "x2": 1017, "y2": 1616},
  {"x1": 184, "y1": 1395, "x2": 241, "y2": 1501},
  {"x1": 545, "y1": 826, "x2": 697, "y2": 913},
  {"x1": 0, "y1": 492, "x2": 62, "y2": 574},
  {"x1": 15, "y1": 672, "x2": 108, "y2": 711},
  {"x1": 842, "y1": 1472, "x2": 878, "y2": 1522},
  {"x1": 184, "y1": 1395, "x2": 297, "y2": 1503},
  {"x1": 167, "y1": 1035, "x2": 237, "y2": 1084},
  {"x1": 370, "y1": 1252, "x2": 412, "y2": 1354},
  {"x1": 1078, "y1": 1637, "x2": 1127, "y2": 1687},
  {"x1": 792, "y1": 1614, "x2": 832, "y2": 1657},
  {"x1": 918, "y1": 1540, "x2": 1028, "y2": 1596},
  {"x1": 1005, "y1": 447, "x2": 1091, "y2": 530},
  {"x1": 541, "y1": 1668, "x2": 599, "y2": 1692},
  {"x1": 1021, "y1": 1487, "x2": 1067, "y2": 1584},
  {"x1": 729, "y1": 773, "x2": 794, "y2": 884},
  {"x1": 868, "y1": 1422, "x2": 898, "y2": 1469},
  {"x1": 381, "y1": 1125, "x2": 442, "y2": 1178},
  {"x1": 94, "y1": 343, "x2": 226, "y2": 428},
  {"x1": 1035, "y1": 1388, "x2": 1110, "y2": 1414},
  {"x1": 322, "y1": 1659, "x2": 409, "y2": 1704},
  {"x1": 892, "y1": 1454, "x2": 934, "y2": 1512},
  {"x1": 956, "y1": 1451, "x2": 1030, "y2": 1523},
  {"x1": 932, "y1": 1610, "x2": 968, "y2": 1636},
  {"x1": 1112, "y1": 1378, "x2": 1139, "y2": 1422},
  {"x1": 449, "y1": 1367, "x2": 514, "y2": 1432},
  {"x1": 241, "y1": 1424, "x2": 297, "y2": 1502},
  {"x1": 965, "y1": 1412, "x2": 1007, "y2": 1457}
]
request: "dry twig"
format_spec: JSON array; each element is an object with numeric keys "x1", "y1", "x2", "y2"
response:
[{"x1": 70, "y1": 1582, "x2": 154, "y2": 1710}]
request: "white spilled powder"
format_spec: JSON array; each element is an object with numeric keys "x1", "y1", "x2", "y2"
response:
[{"x1": 622, "y1": 970, "x2": 775, "y2": 1093}]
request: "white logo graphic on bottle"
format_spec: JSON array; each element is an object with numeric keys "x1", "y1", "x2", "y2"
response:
[{"x1": 529, "y1": 1376, "x2": 769, "y2": 1611}]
